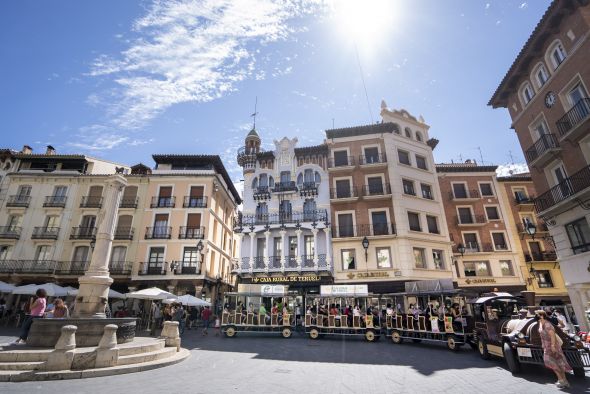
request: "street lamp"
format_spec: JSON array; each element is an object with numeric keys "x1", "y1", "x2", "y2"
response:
[
  {"x1": 525, "y1": 221, "x2": 537, "y2": 240},
  {"x1": 362, "y1": 236, "x2": 370, "y2": 262},
  {"x1": 457, "y1": 243, "x2": 466, "y2": 257},
  {"x1": 90, "y1": 239, "x2": 96, "y2": 251}
]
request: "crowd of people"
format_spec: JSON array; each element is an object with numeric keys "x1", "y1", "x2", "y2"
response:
[{"x1": 149, "y1": 303, "x2": 219, "y2": 336}]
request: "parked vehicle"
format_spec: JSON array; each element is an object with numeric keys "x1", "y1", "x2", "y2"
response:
[
  {"x1": 221, "y1": 284, "x2": 296, "y2": 338},
  {"x1": 382, "y1": 279, "x2": 475, "y2": 351},
  {"x1": 304, "y1": 285, "x2": 382, "y2": 342},
  {"x1": 472, "y1": 292, "x2": 590, "y2": 377}
]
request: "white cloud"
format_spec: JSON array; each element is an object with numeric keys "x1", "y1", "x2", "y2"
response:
[
  {"x1": 519, "y1": 2, "x2": 528, "y2": 10},
  {"x1": 68, "y1": 124, "x2": 129, "y2": 151},
  {"x1": 88, "y1": 0, "x2": 323, "y2": 131},
  {"x1": 496, "y1": 163, "x2": 529, "y2": 177}
]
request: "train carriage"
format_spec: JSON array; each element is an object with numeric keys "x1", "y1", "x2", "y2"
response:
[
  {"x1": 304, "y1": 284, "x2": 382, "y2": 342},
  {"x1": 221, "y1": 284, "x2": 297, "y2": 338}
]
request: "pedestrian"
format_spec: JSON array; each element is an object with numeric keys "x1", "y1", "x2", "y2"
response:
[
  {"x1": 14, "y1": 288, "x2": 47, "y2": 344},
  {"x1": 188, "y1": 307, "x2": 199, "y2": 330},
  {"x1": 536, "y1": 310, "x2": 572, "y2": 388},
  {"x1": 173, "y1": 304, "x2": 186, "y2": 335},
  {"x1": 201, "y1": 305, "x2": 212, "y2": 335},
  {"x1": 52, "y1": 298, "x2": 69, "y2": 318},
  {"x1": 214, "y1": 315, "x2": 221, "y2": 336},
  {"x1": 150, "y1": 302, "x2": 162, "y2": 336}
]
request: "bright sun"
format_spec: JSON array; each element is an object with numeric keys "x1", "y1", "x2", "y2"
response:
[{"x1": 332, "y1": 0, "x2": 398, "y2": 47}]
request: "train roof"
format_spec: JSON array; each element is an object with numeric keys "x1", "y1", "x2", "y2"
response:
[{"x1": 473, "y1": 293, "x2": 522, "y2": 304}]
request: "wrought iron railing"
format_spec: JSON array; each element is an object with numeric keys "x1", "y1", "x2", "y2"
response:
[
  {"x1": 56, "y1": 260, "x2": 88, "y2": 275},
  {"x1": 70, "y1": 226, "x2": 97, "y2": 239},
  {"x1": 272, "y1": 181, "x2": 297, "y2": 193},
  {"x1": 119, "y1": 196, "x2": 139, "y2": 208},
  {"x1": 6, "y1": 195, "x2": 30, "y2": 207},
  {"x1": 80, "y1": 196, "x2": 103, "y2": 208},
  {"x1": 456, "y1": 214, "x2": 486, "y2": 225},
  {"x1": 525, "y1": 134, "x2": 559, "y2": 164},
  {"x1": 556, "y1": 98, "x2": 590, "y2": 137},
  {"x1": 145, "y1": 226, "x2": 172, "y2": 239},
  {"x1": 183, "y1": 196, "x2": 207, "y2": 208},
  {"x1": 0, "y1": 226, "x2": 21, "y2": 239},
  {"x1": 328, "y1": 156, "x2": 356, "y2": 168},
  {"x1": 534, "y1": 164, "x2": 590, "y2": 212},
  {"x1": 150, "y1": 196, "x2": 175, "y2": 208},
  {"x1": 109, "y1": 261, "x2": 133, "y2": 275},
  {"x1": 449, "y1": 189, "x2": 480, "y2": 200},
  {"x1": 113, "y1": 226, "x2": 134, "y2": 240},
  {"x1": 178, "y1": 226, "x2": 205, "y2": 239},
  {"x1": 31, "y1": 226, "x2": 60, "y2": 239},
  {"x1": 330, "y1": 186, "x2": 358, "y2": 199},
  {"x1": 359, "y1": 153, "x2": 387, "y2": 165},
  {"x1": 43, "y1": 195, "x2": 67, "y2": 207},
  {"x1": 362, "y1": 183, "x2": 391, "y2": 196},
  {"x1": 332, "y1": 223, "x2": 395, "y2": 238},
  {"x1": 524, "y1": 252, "x2": 557, "y2": 262},
  {"x1": 236, "y1": 209, "x2": 328, "y2": 227}
]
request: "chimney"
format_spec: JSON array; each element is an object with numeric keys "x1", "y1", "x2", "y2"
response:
[
  {"x1": 46, "y1": 145, "x2": 56, "y2": 155},
  {"x1": 21, "y1": 145, "x2": 33, "y2": 154}
]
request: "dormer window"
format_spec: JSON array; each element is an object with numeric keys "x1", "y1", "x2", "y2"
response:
[
  {"x1": 534, "y1": 64, "x2": 549, "y2": 88},
  {"x1": 520, "y1": 82, "x2": 535, "y2": 105},
  {"x1": 547, "y1": 41, "x2": 567, "y2": 70}
]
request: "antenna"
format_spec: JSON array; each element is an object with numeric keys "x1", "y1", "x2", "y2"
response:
[
  {"x1": 476, "y1": 147, "x2": 484, "y2": 165},
  {"x1": 508, "y1": 150, "x2": 515, "y2": 165},
  {"x1": 332, "y1": 118, "x2": 335, "y2": 129},
  {"x1": 354, "y1": 43, "x2": 374, "y2": 123},
  {"x1": 458, "y1": 153, "x2": 463, "y2": 162},
  {"x1": 251, "y1": 97, "x2": 258, "y2": 129}
]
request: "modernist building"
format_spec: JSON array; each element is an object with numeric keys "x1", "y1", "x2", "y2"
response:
[
  {"x1": 326, "y1": 103, "x2": 454, "y2": 292},
  {"x1": 489, "y1": 0, "x2": 590, "y2": 329},
  {"x1": 497, "y1": 173, "x2": 568, "y2": 305},
  {"x1": 437, "y1": 162, "x2": 526, "y2": 293},
  {"x1": 233, "y1": 129, "x2": 333, "y2": 293},
  {"x1": 0, "y1": 149, "x2": 241, "y2": 309}
]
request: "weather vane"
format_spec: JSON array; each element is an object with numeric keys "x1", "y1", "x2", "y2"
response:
[{"x1": 251, "y1": 96, "x2": 258, "y2": 129}]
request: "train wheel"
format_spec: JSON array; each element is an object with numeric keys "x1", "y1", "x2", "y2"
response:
[
  {"x1": 282, "y1": 327, "x2": 292, "y2": 338},
  {"x1": 446, "y1": 335, "x2": 459, "y2": 351},
  {"x1": 365, "y1": 329, "x2": 376, "y2": 342},
  {"x1": 225, "y1": 326, "x2": 236, "y2": 338},
  {"x1": 391, "y1": 330, "x2": 403, "y2": 344},
  {"x1": 309, "y1": 328, "x2": 320, "y2": 340},
  {"x1": 478, "y1": 338, "x2": 490, "y2": 360},
  {"x1": 503, "y1": 343, "x2": 521, "y2": 374}
]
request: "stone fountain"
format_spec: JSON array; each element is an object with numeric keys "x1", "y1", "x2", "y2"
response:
[{"x1": 27, "y1": 174, "x2": 137, "y2": 347}]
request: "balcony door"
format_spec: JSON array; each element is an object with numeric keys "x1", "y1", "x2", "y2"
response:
[
  {"x1": 335, "y1": 179, "x2": 351, "y2": 198},
  {"x1": 35, "y1": 245, "x2": 52, "y2": 261},
  {"x1": 463, "y1": 233, "x2": 479, "y2": 252},
  {"x1": 552, "y1": 164, "x2": 572, "y2": 198},
  {"x1": 72, "y1": 246, "x2": 90, "y2": 271},
  {"x1": 121, "y1": 185, "x2": 137, "y2": 203},
  {"x1": 88, "y1": 185, "x2": 103, "y2": 204},
  {"x1": 188, "y1": 186, "x2": 204, "y2": 207},
  {"x1": 17, "y1": 185, "x2": 31, "y2": 199},
  {"x1": 367, "y1": 176, "x2": 383, "y2": 195},
  {"x1": 280, "y1": 171, "x2": 291, "y2": 184},
  {"x1": 273, "y1": 238, "x2": 282, "y2": 267},
  {"x1": 452, "y1": 183, "x2": 467, "y2": 198},
  {"x1": 279, "y1": 200, "x2": 292, "y2": 222},
  {"x1": 364, "y1": 147, "x2": 379, "y2": 163},
  {"x1": 337, "y1": 213, "x2": 354, "y2": 237},
  {"x1": 148, "y1": 247, "x2": 165, "y2": 273},
  {"x1": 304, "y1": 235, "x2": 314, "y2": 263},
  {"x1": 333, "y1": 150, "x2": 348, "y2": 166},
  {"x1": 186, "y1": 213, "x2": 201, "y2": 237},
  {"x1": 81, "y1": 215, "x2": 96, "y2": 237},
  {"x1": 371, "y1": 211, "x2": 388, "y2": 235},
  {"x1": 256, "y1": 238, "x2": 266, "y2": 268},
  {"x1": 154, "y1": 214, "x2": 169, "y2": 237},
  {"x1": 255, "y1": 202, "x2": 268, "y2": 224},
  {"x1": 303, "y1": 199, "x2": 316, "y2": 221},
  {"x1": 182, "y1": 247, "x2": 199, "y2": 274},
  {"x1": 568, "y1": 83, "x2": 588, "y2": 107},
  {"x1": 158, "y1": 186, "x2": 172, "y2": 206},
  {"x1": 529, "y1": 241, "x2": 542, "y2": 261},
  {"x1": 458, "y1": 207, "x2": 473, "y2": 223},
  {"x1": 110, "y1": 246, "x2": 127, "y2": 264}
]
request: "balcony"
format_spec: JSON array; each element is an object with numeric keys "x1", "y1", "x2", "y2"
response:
[
  {"x1": 525, "y1": 252, "x2": 557, "y2": 262},
  {"x1": 359, "y1": 153, "x2": 387, "y2": 166},
  {"x1": 516, "y1": 222, "x2": 548, "y2": 233},
  {"x1": 330, "y1": 186, "x2": 359, "y2": 201},
  {"x1": 236, "y1": 209, "x2": 328, "y2": 227},
  {"x1": 80, "y1": 196, "x2": 103, "y2": 208},
  {"x1": 253, "y1": 186, "x2": 271, "y2": 201},
  {"x1": 332, "y1": 223, "x2": 396, "y2": 238},
  {"x1": 0, "y1": 226, "x2": 21, "y2": 239},
  {"x1": 178, "y1": 226, "x2": 205, "y2": 239},
  {"x1": 139, "y1": 263, "x2": 167, "y2": 275},
  {"x1": 456, "y1": 214, "x2": 486, "y2": 226},
  {"x1": 109, "y1": 261, "x2": 133, "y2": 275},
  {"x1": 70, "y1": 226, "x2": 97, "y2": 240},
  {"x1": 56, "y1": 260, "x2": 88, "y2": 275},
  {"x1": 145, "y1": 226, "x2": 172, "y2": 239},
  {"x1": 362, "y1": 183, "x2": 392, "y2": 198},
  {"x1": 31, "y1": 226, "x2": 60, "y2": 240},
  {"x1": 299, "y1": 182, "x2": 319, "y2": 197},
  {"x1": 172, "y1": 261, "x2": 201, "y2": 275},
  {"x1": 449, "y1": 190, "x2": 480, "y2": 201},
  {"x1": 6, "y1": 195, "x2": 30, "y2": 208},
  {"x1": 151, "y1": 196, "x2": 175, "y2": 208},
  {"x1": 328, "y1": 156, "x2": 356, "y2": 170},
  {"x1": 525, "y1": 134, "x2": 561, "y2": 168},
  {"x1": 183, "y1": 196, "x2": 208, "y2": 208},
  {"x1": 234, "y1": 254, "x2": 328, "y2": 274},
  {"x1": 272, "y1": 181, "x2": 297, "y2": 193},
  {"x1": 43, "y1": 195, "x2": 67, "y2": 208},
  {"x1": 557, "y1": 98, "x2": 590, "y2": 141},
  {"x1": 237, "y1": 145, "x2": 265, "y2": 168},
  {"x1": 119, "y1": 196, "x2": 139, "y2": 208},
  {"x1": 114, "y1": 226, "x2": 134, "y2": 240},
  {"x1": 535, "y1": 164, "x2": 590, "y2": 214},
  {"x1": 453, "y1": 242, "x2": 481, "y2": 254},
  {"x1": 0, "y1": 259, "x2": 58, "y2": 274}
]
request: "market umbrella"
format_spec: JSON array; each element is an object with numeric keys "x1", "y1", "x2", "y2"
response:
[
  {"x1": 0, "y1": 281, "x2": 15, "y2": 293},
  {"x1": 176, "y1": 294, "x2": 210, "y2": 307},
  {"x1": 12, "y1": 283, "x2": 69, "y2": 297},
  {"x1": 125, "y1": 287, "x2": 176, "y2": 300},
  {"x1": 66, "y1": 287, "x2": 126, "y2": 299}
]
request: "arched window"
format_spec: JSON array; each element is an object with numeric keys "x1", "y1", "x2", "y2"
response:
[
  {"x1": 392, "y1": 123, "x2": 401, "y2": 135},
  {"x1": 297, "y1": 173, "x2": 303, "y2": 186},
  {"x1": 251, "y1": 177, "x2": 258, "y2": 190},
  {"x1": 415, "y1": 131, "x2": 423, "y2": 142},
  {"x1": 269, "y1": 176, "x2": 275, "y2": 188},
  {"x1": 259, "y1": 173, "x2": 268, "y2": 187},
  {"x1": 533, "y1": 63, "x2": 549, "y2": 88},
  {"x1": 255, "y1": 202, "x2": 268, "y2": 220},
  {"x1": 546, "y1": 40, "x2": 566, "y2": 70},
  {"x1": 314, "y1": 171, "x2": 321, "y2": 185},
  {"x1": 519, "y1": 82, "x2": 535, "y2": 106},
  {"x1": 404, "y1": 127, "x2": 412, "y2": 138},
  {"x1": 304, "y1": 169, "x2": 313, "y2": 183},
  {"x1": 303, "y1": 199, "x2": 317, "y2": 220}
]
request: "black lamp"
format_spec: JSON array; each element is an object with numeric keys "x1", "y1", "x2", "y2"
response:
[
  {"x1": 525, "y1": 221, "x2": 537, "y2": 240},
  {"x1": 362, "y1": 236, "x2": 370, "y2": 262},
  {"x1": 90, "y1": 239, "x2": 96, "y2": 251},
  {"x1": 457, "y1": 243, "x2": 466, "y2": 257},
  {"x1": 196, "y1": 239, "x2": 204, "y2": 252}
]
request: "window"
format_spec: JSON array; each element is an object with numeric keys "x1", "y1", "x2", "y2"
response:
[
  {"x1": 479, "y1": 183, "x2": 494, "y2": 196},
  {"x1": 333, "y1": 150, "x2": 349, "y2": 166},
  {"x1": 279, "y1": 200, "x2": 292, "y2": 221},
  {"x1": 408, "y1": 212, "x2": 421, "y2": 232},
  {"x1": 110, "y1": 246, "x2": 127, "y2": 263},
  {"x1": 404, "y1": 127, "x2": 412, "y2": 138},
  {"x1": 371, "y1": 211, "x2": 389, "y2": 235},
  {"x1": 392, "y1": 123, "x2": 401, "y2": 135},
  {"x1": 337, "y1": 213, "x2": 354, "y2": 237},
  {"x1": 398, "y1": 150, "x2": 410, "y2": 165},
  {"x1": 500, "y1": 260, "x2": 514, "y2": 276},
  {"x1": 549, "y1": 42, "x2": 566, "y2": 69},
  {"x1": 568, "y1": 83, "x2": 589, "y2": 108},
  {"x1": 492, "y1": 232, "x2": 508, "y2": 250},
  {"x1": 521, "y1": 82, "x2": 534, "y2": 105},
  {"x1": 72, "y1": 246, "x2": 90, "y2": 263},
  {"x1": 415, "y1": 131, "x2": 423, "y2": 142},
  {"x1": 335, "y1": 179, "x2": 352, "y2": 198},
  {"x1": 421, "y1": 184, "x2": 433, "y2": 199},
  {"x1": 376, "y1": 247, "x2": 392, "y2": 268},
  {"x1": 452, "y1": 183, "x2": 467, "y2": 198},
  {"x1": 304, "y1": 236, "x2": 314, "y2": 257},
  {"x1": 457, "y1": 207, "x2": 473, "y2": 224},
  {"x1": 513, "y1": 188, "x2": 528, "y2": 202},
  {"x1": 535, "y1": 64, "x2": 549, "y2": 88},
  {"x1": 367, "y1": 176, "x2": 384, "y2": 195},
  {"x1": 463, "y1": 233, "x2": 479, "y2": 252},
  {"x1": 402, "y1": 179, "x2": 415, "y2": 196},
  {"x1": 464, "y1": 261, "x2": 491, "y2": 277},
  {"x1": 342, "y1": 249, "x2": 356, "y2": 270},
  {"x1": 255, "y1": 202, "x2": 268, "y2": 220},
  {"x1": 148, "y1": 247, "x2": 165, "y2": 271},
  {"x1": 485, "y1": 206, "x2": 500, "y2": 220},
  {"x1": 535, "y1": 270, "x2": 554, "y2": 288},
  {"x1": 432, "y1": 250, "x2": 445, "y2": 270},
  {"x1": 413, "y1": 248, "x2": 426, "y2": 268},
  {"x1": 426, "y1": 215, "x2": 439, "y2": 234},
  {"x1": 7, "y1": 215, "x2": 22, "y2": 230},
  {"x1": 415, "y1": 155, "x2": 428, "y2": 170},
  {"x1": 273, "y1": 237, "x2": 283, "y2": 259},
  {"x1": 303, "y1": 199, "x2": 316, "y2": 220},
  {"x1": 35, "y1": 245, "x2": 52, "y2": 261},
  {"x1": 252, "y1": 177, "x2": 258, "y2": 190},
  {"x1": 363, "y1": 147, "x2": 380, "y2": 163},
  {"x1": 304, "y1": 169, "x2": 314, "y2": 183},
  {"x1": 531, "y1": 118, "x2": 549, "y2": 141},
  {"x1": 565, "y1": 217, "x2": 590, "y2": 254},
  {"x1": 280, "y1": 171, "x2": 291, "y2": 183},
  {"x1": 289, "y1": 236, "x2": 298, "y2": 257},
  {"x1": 0, "y1": 245, "x2": 11, "y2": 260},
  {"x1": 259, "y1": 173, "x2": 268, "y2": 187}
]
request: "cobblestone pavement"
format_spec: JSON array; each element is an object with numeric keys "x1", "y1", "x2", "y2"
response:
[{"x1": 0, "y1": 328, "x2": 588, "y2": 393}]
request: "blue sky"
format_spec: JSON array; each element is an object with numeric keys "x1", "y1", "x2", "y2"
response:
[{"x1": 0, "y1": 0, "x2": 551, "y2": 180}]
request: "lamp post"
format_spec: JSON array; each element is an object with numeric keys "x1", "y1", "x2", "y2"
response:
[
  {"x1": 525, "y1": 221, "x2": 537, "y2": 240},
  {"x1": 362, "y1": 236, "x2": 369, "y2": 262},
  {"x1": 457, "y1": 243, "x2": 466, "y2": 257}
]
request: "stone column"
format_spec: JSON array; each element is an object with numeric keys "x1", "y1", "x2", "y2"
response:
[
  {"x1": 280, "y1": 229, "x2": 287, "y2": 272},
  {"x1": 312, "y1": 228, "x2": 319, "y2": 270},
  {"x1": 73, "y1": 174, "x2": 127, "y2": 318},
  {"x1": 264, "y1": 230, "x2": 271, "y2": 268},
  {"x1": 236, "y1": 233, "x2": 244, "y2": 273},
  {"x1": 295, "y1": 229, "x2": 303, "y2": 270},
  {"x1": 323, "y1": 227, "x2": 332, "y2": 270}
]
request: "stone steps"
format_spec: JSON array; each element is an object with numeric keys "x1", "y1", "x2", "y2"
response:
[
  {"x1": 0, "y1": 361, "x2": 45, "y2": 371},
  {"x1": 117, "y1": 347, "x2": 177, "y2": 366},
  {"x1": 0, "y1": 349, "x2": 52, "y2": 362},
  {"x1": 118, "y1": 339, "x2": 165, "y2": 356}
]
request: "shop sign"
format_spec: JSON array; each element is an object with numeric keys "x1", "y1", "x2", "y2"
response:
[
  {"x1": 464, "y1": 278, "x2": 497, "y2": 285},
  {"x1": 321, "y1": 284, "x2": 368, "y2": 297},
  {"x1": 347, "y1": 271, "x2": 390, "y2": 280},
  {"x1": 237, "y1": 283, "x2": 286, "y2": 295},
  {"x1": 251, "y1": 275, "x2": 322, "y2": 284}
]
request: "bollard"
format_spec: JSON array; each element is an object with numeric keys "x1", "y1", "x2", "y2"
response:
[
  {"x1": 95, "y1": 324, "x2": 119, "y2": 368},
  {"x1": 160, "y1": 321, "x2": 181, "y2": 351},
  {"x1": 44, "y1": 325, "x2": 77, "y2": 371}
]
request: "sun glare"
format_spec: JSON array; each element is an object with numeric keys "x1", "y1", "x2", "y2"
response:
[{"x1": 333, "y1": 0, "x2": 398, "y2": 47}]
